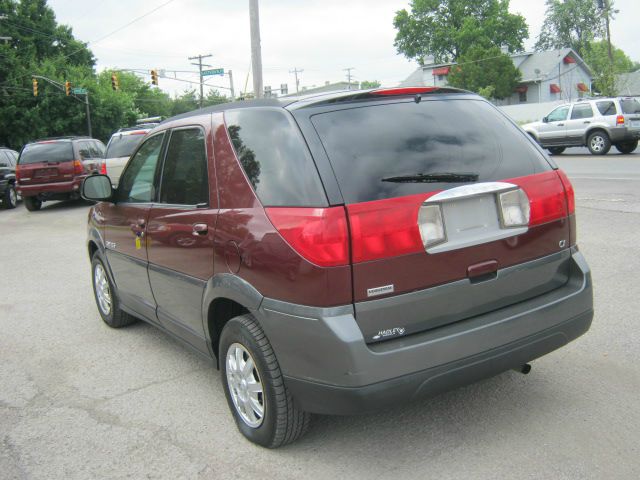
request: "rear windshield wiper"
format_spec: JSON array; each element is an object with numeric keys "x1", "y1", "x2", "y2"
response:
[{"x1": 381, "y1": 172, "x2": 479, "y2": 183}]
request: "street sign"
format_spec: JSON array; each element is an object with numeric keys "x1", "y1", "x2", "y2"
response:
[
  {"x1": 72, "y1": 88, "x2": 88, "y2": 94},
  {"x1": 202, "y1": 68, "x2": 224, "y2": 76}
]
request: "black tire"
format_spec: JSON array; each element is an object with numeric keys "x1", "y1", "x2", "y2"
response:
[
  {"x1": 2, "y1": 183, "x2": 17, "y2": 209},
  {"x1": 23, "y1": 196, "x2": 42, "y2": 211},
  {"x1": 91, "y1": 252, "x2": 136, "y2": 328},
  {"x1": 587, "y1": 131, "x2": 611, "y2": 155},
  {"x1": 615, "y1": 140, "x2": 638, "y2": 154},
  {"x1": 219, "y1": 314, "x2": 310, "y2": 448},
  {"x1": 547, "y1": 147, "x2": 566, "y2": 155}
]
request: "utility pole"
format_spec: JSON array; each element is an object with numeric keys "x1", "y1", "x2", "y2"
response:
[
  {"x1": 189, "y1": 53, "x2": 213, "y2": 108},
  {"x1": 249, "y1": 0, "x2": 263, "y2": 98},
  {"x1": 289, "y1": 67, "x2": 303, "y2": 94},
  {"x1": 343, "y1": 67, "x2": 355, "y2": 90},
  {"x1": 227, "y1": 70, "x2": 235, "y2": 100}
]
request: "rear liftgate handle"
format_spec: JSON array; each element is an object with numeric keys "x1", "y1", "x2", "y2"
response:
[{"x1": 467, "y1": 260, "x2": 498, "y2": 283}]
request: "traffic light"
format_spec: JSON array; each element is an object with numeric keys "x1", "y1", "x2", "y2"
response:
[
  {"x1": 32, "y1": 78, "x2": 38, "y2": 97},
  {"x1": 111, "y1": 74, "x2": 119, "y2": 91},
  {"x1": 150, "y1": 69, "x2": 158, "y2": 86},
  {"x1": 65, "y1": 81, "x2": 71, "y2": 96}
]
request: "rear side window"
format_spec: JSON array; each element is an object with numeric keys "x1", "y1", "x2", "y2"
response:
[
  {"x1": 311, "y1": 99, "x2": 551, "y2": 204},
  {"x1": 571, "y1": 104, "x2": 593, "y2": 119},
  {"x1": 117, "y1": 133, "x2": 164, "y2": 203},
  {"x1": 596, "y1": 101, "x2": 616, "y2": 116},
  {"x1": 77, "y1": 141, "x2": 93, "y2": 160},
  {"x1": 19, "y1": 142, "x2": 74, "y2": 165},
  {"x1": 159, "y1": 128, "x2": 209, "y2": 205},
  {"x1": 106, "y1": 133, "x2": 147, "y2": 159},
  {"x1": 225, "y1": 109, "x2": 327, "y2": 207},
  {"x1": 620, "y1": 98, "x2": 640, "y2": 114}
]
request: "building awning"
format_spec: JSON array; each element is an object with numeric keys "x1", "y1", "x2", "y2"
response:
[
  {"x1": 432, "y1": 66, "x2": 450, "y2": 76},
  {"x1": 515, "y1": 85, "x2": 528, "y2": 93},
  {"x1": 550, "y1": 84, "x2": 562, "y2": 93},
  {"x1": 577, "y1": 82, "x2": 589, "y2": 92},
  {"x1": 563, "y1": 55, "x2": 576, "y2": 64}
]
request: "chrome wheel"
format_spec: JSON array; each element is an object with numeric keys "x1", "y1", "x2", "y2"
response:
[
  {"x1": 226, "y1": 343, "x2": 265, "y2": 428},
  {"x1": 590, "y1": 135, "x2": 605, "y2": 153},
  {"x1": 94, "y1": 263, "x2": 112, "y2": 316},
  {"x1": 8, "y1": 187, "x2": 17, "y2": 207}
]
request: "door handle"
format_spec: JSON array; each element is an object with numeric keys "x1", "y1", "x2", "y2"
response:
[
  {"x1": 557, "y1": 123, "x2": 565, "y2": 126},
  {"x1": 192, "y1": 223, "x2": 208, "y2": 236},
  {"x1": 583, "y1": 121, "x2": 591, "y2": 124}
]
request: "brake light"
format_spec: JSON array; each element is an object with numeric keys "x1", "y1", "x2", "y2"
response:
[
  {"x1": 265, "y1": 207, "x2": 349, "y2": 267},
  {"x1": 347, "y1": 193, "x2": 433, "y2": 263},
  {"x1": 617, "y1": 115, "x2": 625, "y2": 125},
  {"x1": 15, "y1": 165, "x2": 22, "y2": 181},
  {"x1": 100, "y1": 161, "x2": 107, "y2": 175},
  {"x1": 509, "y1": 171, "x2": 568, "y2": 226},
  {"x1": 371, "y1": 87, "x2": 439, "y2": 96},
  {"x1": 556, "y1": 169, "x2": 575, "y2": 214},
  {"x1": 73, "y1": 160, "x2": 84, "y2": 175}
]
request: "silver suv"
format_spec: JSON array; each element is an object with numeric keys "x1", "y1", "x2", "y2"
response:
[{"x1": 523, "y1": 97, "x2": 640, "y2": 155}]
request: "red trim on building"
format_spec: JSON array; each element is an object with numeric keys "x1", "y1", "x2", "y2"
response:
[
  {"x1": 432, "y1": 66, "x2": 451, "y2": 76},
  {"x1": 550, "y1": 84, "x2": 562, "y2": 94},
  {"x1": 515, "y1": 85, "x2": 528, "y2": 93},
  {"x1": 577, "y1": 82, "x2": 589, "y2": 92},
  {"x1": 563, "y1": 55, "x2": 576, "y2": 64}
]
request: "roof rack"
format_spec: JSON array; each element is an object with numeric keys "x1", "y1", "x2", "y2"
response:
[{"x1": 32, "y1": 136, "x2": 91, "y2": 142}]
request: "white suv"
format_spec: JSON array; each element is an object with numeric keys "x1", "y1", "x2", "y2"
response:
[
  {"x1": 103, "y1": 124, "x2": 158, "y2": 185},
  {"x1": 522, "y1": 97, "x2": 640, "y2": 155}
]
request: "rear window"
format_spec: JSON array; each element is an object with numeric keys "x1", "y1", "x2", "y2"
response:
[
  {"x1": 596, "y1": 101, "x2": 617, "y2": 116},
  {"x1": 225, "y1": 109, "x2": 327, "y2": 207},
  {"x1": 19, "y1": 142, "x2": 74, "y2": 165},
  {"x1": 620, "y1": 98, "x2": 640, "y2": 114},
  {"x1": 311, "y1": 99, "x2": 552, "y2": 203},
  {"x1": 105, "y1": 133, "x2": 147, "y2": 159}
]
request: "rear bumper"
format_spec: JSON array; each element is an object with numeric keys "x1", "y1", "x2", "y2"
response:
[
  {"x1": 256, "y1": 248, "x2": 593, "y2": 415},
  {"x1": 609, "y1": 126, "x2": 640, "y2": 143},
  {"x1": 17, "y1": 177, "x2": 84, "y2": 198}
]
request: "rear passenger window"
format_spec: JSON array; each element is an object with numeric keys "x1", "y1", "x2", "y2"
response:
[
  {"x1": 571, "y1": 104, "x2": 593, "y2": 119},
  {"x1": 596, "y1": 101, "x2": 616, "y2": 116},
  {"x1": 159, "y1": 128, "x2": 209, "y2": 206},
  {"x1": 225, "y1": 109, "x2": 327, "y2": 207},
  {"x1": 91, "y1": 141, "x2": 105, "y2": 158},
  {"x1": 78, "y1": 141, "x2": 93, "y2": 160}
]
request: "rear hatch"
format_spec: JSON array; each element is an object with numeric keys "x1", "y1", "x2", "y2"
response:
[
  {"x1": 305, "y1": 92, "x2": 574, "y2": 342},
  {"x1": 620, "y1": 98, "x2": 640, "y2": 128},
  {"x1": 105, "y1": 130, "x2": 149, "y2": 182},
  {"x1": 17, "y1": 140, "x2": 75, "y2": 185}
]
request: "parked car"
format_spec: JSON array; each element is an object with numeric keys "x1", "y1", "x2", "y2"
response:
[
  {"x1": 16, "y1": 136, "x2": 105, "y2": 211},
  {"x1": 83, "y1": 87, "x2": 593, "y2": 448},
  {"x1": 522, "y1": 96, "x2": 640, "y2": 155},
  {"x1": 103, "y1": 124, "x2": 158, "y2": 186},
  {"x1": 0, "y1": 147, "x2": 19, "y2": 209}
]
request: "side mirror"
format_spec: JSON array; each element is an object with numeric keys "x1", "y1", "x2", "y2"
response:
[
  {"x1": 82, "y1": 174, "x2": 114, "y2": 202},
  {"x1": 542, "y1": 116, "x2": 549, "y2": 123}
]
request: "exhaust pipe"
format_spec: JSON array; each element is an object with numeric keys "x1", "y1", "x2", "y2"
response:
[{"x1": 516, "y1": 363, "x2": 532, "y2": 374}]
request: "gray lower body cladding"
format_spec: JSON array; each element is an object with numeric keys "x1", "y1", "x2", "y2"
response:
[{"x1": 256, "y1": 249, "x2": 593, "y2": 415}]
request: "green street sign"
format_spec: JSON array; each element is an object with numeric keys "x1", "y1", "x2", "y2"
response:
[
  {"x1": 202, "y1": 68, "x2": 224, "y2": 76},
  {"x1": 72, "y1": 88, "x2": 88, "y2": 94}
]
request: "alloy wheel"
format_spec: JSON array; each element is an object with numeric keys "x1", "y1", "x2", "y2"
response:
[
  {"x1": 94, "y1": 263, "x2": 112, "y2": 316},
  {"x1": 226, "y1": 342, "x2": 265, "y2": 428}
]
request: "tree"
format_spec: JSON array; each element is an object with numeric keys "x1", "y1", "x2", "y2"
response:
[
  {"x1": 447, "y1": 46, "x2": 522, "y2": 99},
  {"x1": 360, "y1": 80, "x2": 381, "y2": 89},
  {"x1": 535, "y1": 0, "x2": 608, "y2": 58},
  {"x1": 582, "y1": 40, "x2": 636, "y2": 96},
  {"x1": 393, "y1": 0, "x2": 528, "y2": 64}
]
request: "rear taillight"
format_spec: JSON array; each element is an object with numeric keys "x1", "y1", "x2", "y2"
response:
[
  {"x1": 348, "y1": 193, "x2": 432, "y2": 263},
  {"x1": 556, "y1": 169, "x2": 575, "y2": 214},
  {"x1": 617, "y1": 115, "x2": 625, "y2": 125},
  {"x1": 73, "y1": 160, "x2": 84, "y2": 175},
  {"x1": 509, "y1": 171, "x2": 569, "y2": 226},
  {"x1": 265, "y1": 207, "x2": 349, "y2": 267},
  {"x1": 15, "y1": 165, "x2": 22, "y2": 181},
  {"x1": 100, "y1": 161, "x2": 107, "y2": 175}
]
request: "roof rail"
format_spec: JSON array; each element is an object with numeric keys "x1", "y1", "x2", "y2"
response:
[{"x1": 32, "y1": 136, "x2": 91, "y2": 142}]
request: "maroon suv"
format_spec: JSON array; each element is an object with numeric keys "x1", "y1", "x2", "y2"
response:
[
  {"x1": 83, "y1": 87, "x2": 593, "y2": 448},
  {"x1": 17, "y1": 136, "x2": 105, "y2": 211}
]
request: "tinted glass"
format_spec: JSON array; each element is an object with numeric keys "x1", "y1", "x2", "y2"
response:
[
  {"x1": 78, "y1": 141, "x2": 93, "y2": 160},
  {"x1": 225, "y1": 109, "x2": 327, "y2": 207},
  {"x1": 18, "y1": 142, "x2": 74, "y2": 164},
  {"x1": 159, "y1": 128, "x2": 209, "y2": 205},
  {"x1": 620, "y1": 98, "x2": 640, "y2": 114},
  {"x1": 117, "y1": 133, "x2": 164, "y2": 203},
  {"x1": 91, "y1": 141, "x2": 105, "y2": 158},
  {"x1": 311, "y1": 99, "x2": 551, "y2": 204},
  {"x1": 105, "y1": 133, "x2": 147, "y2": 159},
  {"x1": 596, "y1": 101, "x2": 616, "y2": 116},
  {"x1": 547, "y1": 106, "x2": 569, "y2": 122},
  {"x1": 0, "y1": 151, "x2": 10, "y2": 167},
  {"x1": 571, "y1": 104, "x2": 594, "y2": 120}
]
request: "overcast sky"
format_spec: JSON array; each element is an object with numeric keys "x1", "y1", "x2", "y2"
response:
[{"x1": 47, "y1": 0, "x2": 640, "y2": 97}]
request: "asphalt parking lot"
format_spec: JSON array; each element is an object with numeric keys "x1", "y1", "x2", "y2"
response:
[{"x1": 1, "y1": 151, "x2": 639, "y2": 479}]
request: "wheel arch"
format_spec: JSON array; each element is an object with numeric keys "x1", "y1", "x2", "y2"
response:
[{"x1": 584, "y1": 127, "x2": 609, "y2": 144}]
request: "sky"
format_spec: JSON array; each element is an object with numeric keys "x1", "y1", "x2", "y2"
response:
[{"x1": 46, "y1": 0, "x2": 640, "y2": 98}]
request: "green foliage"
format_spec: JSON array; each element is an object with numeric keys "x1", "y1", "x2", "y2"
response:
[
  {"x1": 360, "y1": 80, "x2": 381, "y2": 89},
  {"x1": 582, "y1": 40, "x2": 636, "y2": 96},
  {"x1": 535, "y1": 0, "x2": 607, "y2": 57},
  {"x1": 393, "y1": 0, "x2": 528, "y2": 64},
  {"x1": 447, "y1": 46, "x2": 522, "y2": 100}
]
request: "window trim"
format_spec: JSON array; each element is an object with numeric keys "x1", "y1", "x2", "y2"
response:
[
  {"x1": 155, "y1": 125, "x2": 210, "y2": 209},
  {"x1": 115, "y1": 131, "x2": 167, "y2": 205}
]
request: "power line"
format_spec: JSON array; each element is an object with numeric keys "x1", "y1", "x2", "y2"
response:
[
  {"x1": 343, "y1": 67, "x2": 355, "y2": 89},
  {"x1": 188, "y1": 53, "x2": 213, "y2": 107},
  {"x1": 289, "y1": 67, "x2": 303, "y2": 94}
]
